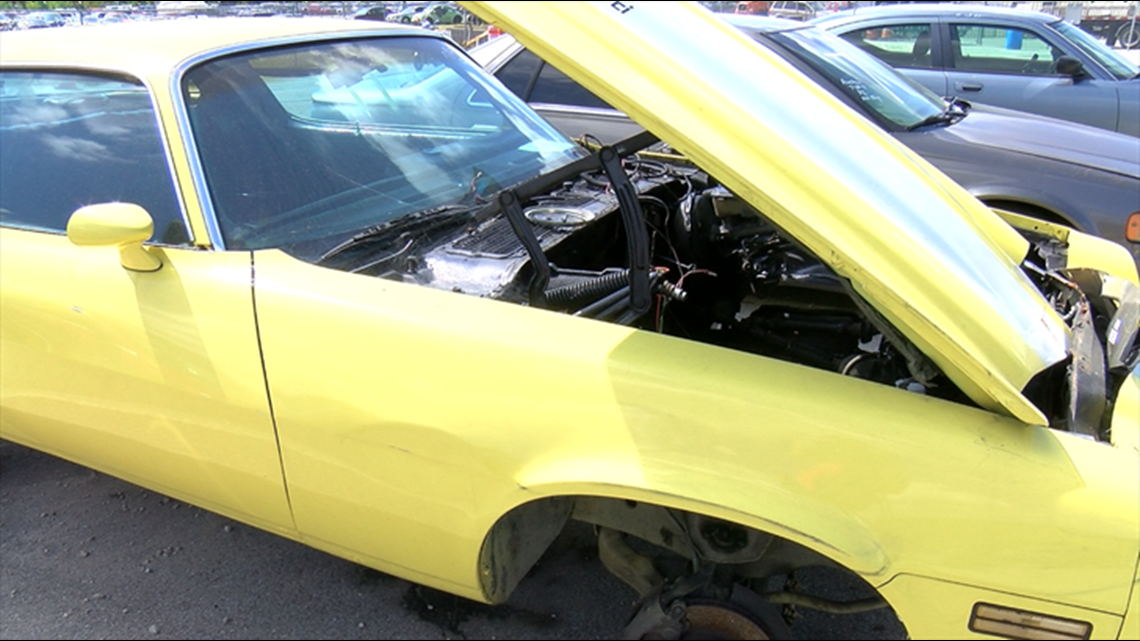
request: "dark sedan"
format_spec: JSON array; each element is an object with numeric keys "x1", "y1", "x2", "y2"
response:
[{"x1": 469, "y1": 15, "x2": 1140, "y2": 263}]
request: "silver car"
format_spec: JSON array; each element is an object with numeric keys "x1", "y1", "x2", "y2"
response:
[
  {"x1": 470, "y1": 15, "x2": 1140, "y2": 264},
  {"x1": 810, "y1": 3, "x2": 1140, "y2": 137}
]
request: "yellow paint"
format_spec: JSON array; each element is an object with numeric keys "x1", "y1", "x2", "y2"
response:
[
  {"x1": 2, "y1": 11, "x2": 1137, "y2": 638},
  {"x1": 255, "y1": 249, "x2": 1138, "y2": 619},
  {"x1": 881, "y1": 574, "x2": 1123, "y2": 640},
  {"x1": 0, "y1": 228, "x2": 294, "y2": 534}
]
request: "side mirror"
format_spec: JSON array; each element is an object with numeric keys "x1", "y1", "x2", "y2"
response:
[
  {"x1": 67, "y1": 202, "x2": 163, "y2": 272},
  {"x1": 1054, "y1": 55, "x2": 1085, "y2": 78}
]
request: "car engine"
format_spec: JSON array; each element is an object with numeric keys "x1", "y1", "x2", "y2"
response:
[{"x1": 315, "y1": 132, "x2": 1138, "y2": 442}]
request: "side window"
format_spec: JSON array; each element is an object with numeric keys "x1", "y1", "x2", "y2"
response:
[
  {"x1": 837, "y1": 23, "x2": 935, "y2": 69},
  {"x1": 0, "y1": 71, "x2": 188, "y2": 244},
  {"x1": 494, "y1": 48, "x2": 543, "y2": 101},
  {"x1": 950, "y1": 24, "x2": 1062, "y2": 75},
  {"x1": 494, "y1": 47, "x2": 611, "y2": 110},
  {"x1": 529, "y1": 59, "x2": 611, "y2": 110}
]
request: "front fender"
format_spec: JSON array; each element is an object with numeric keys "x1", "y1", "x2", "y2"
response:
[{"x1": 253, "y1": 250, "x2": 1137, "y2": 617}]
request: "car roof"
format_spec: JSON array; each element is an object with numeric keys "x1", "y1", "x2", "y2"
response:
[
  {"x1": 811, "y1": 2, "x2": 1060, "y2": 28},
  {"x1": 0, "y1": 18, "x2": 425, "y2": 75},
  {"x1": 722, "y1": 13, "x2": 808, "y2": 33}
]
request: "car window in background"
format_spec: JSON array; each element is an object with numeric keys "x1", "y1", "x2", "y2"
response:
[
  {"x1": 494, "y1": 47, "x2": 611, "y2": 110},
  {"x1": 838, "y1": 23, "x2": 935, "y2": 69},
  {"x1": 0, "y1": 72, "x2": 188, "y2": 244},
  {"x1": 772, "y1": 26, "x2": 946, "y2": 129},
  {"x1": 529, "y1": 54, "x2": 610, "y2": 109},
  {"x1": 493, "y1": 43, "x2": 543, "y2": 97},
  {"x1": 949, "y1": 24, "x2": 1060, "y2": 75},
  {"x1": 1054, "y1": 19, "x2": 1140, "y2": 79}
]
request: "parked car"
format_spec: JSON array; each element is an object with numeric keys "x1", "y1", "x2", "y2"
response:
[
  {"x1": 768, "y1": 1, "x2": 822, "y2": 21},
  {"x1": 735, "y1": 1, "x2": 770, "y2": 15},
  {"x1": 811, "y1": 3, "x2": 1140, "y2": 137},
  {"x1": 18, "y1": 10, "x2": 65, "y2": 29},
  {"x1": 1, "y1": 4, "x2": 1138, "y2": 640},
  {"x1": 470, "y1": 16, "x2": 1140, "y2": 264},
  {"x1": 92, "y1": 11, "x2": 132, "y2": 24},
  {"x1": 413, "y1": 2, "x2": 465, "y2": 25},
  {"x1": 352, "y1": 4, "x2": 390, "y2": 21},
  {"x1": 387, "y1": 3, "x2": 426, "y2": 22},
  {"x1": 0, "y1": 12, "x2": 19, "y2": 31}
]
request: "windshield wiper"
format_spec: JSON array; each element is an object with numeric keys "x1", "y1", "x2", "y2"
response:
[
  {"x1": 947, "y1": 96, "x2": 972, "y2": 114},
  {"x1": 906, "y1": 97, "x2": 970, "y2": 131},
  {"x1": 316, "y1": 204, "x2": 477, "y2": 270}
]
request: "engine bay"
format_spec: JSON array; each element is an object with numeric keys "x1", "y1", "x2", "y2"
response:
[{"x1": 312, "y1": 132, "x2": 1138, "y2": 442}]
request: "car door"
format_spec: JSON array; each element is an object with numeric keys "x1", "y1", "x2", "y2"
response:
[
  {"x1": 831, "y1": 19, "x2": 950, "y2": 97},
  {"x1": 0, "y1": 70, "x2": 293, "y2": 531},
  {"x1": 943, "y1": 20, "x2": 1120, "y2": 131}
]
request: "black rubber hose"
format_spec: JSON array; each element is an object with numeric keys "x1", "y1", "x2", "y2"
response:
[{"x1": 546, "y1": 269, "x2": 632, "y2": 307}]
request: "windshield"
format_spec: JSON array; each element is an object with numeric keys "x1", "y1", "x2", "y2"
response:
[
  {"x1": 769, "y1": 26, "x2": 948, "y2": 129},
  {"x1": 184, "y1": 35, "x2": 584, "y2": 255},
  {"x1": 1053, "y1": 20, "x2": 1140, "y2": 79}
]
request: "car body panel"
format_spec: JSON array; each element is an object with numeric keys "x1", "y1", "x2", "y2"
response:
[
  {"x1": 0, "y1": 228, "x2": 295, "y2": 534},
  {"x1": 460, "y1": 1, "x2": 1072, "y2": 425},
  {"x1": 253, "y1": 244, "x2": 1137, "y2": 615},
  {"x1": 1111, "y1": 368, "x2": 1140, "y2": 455},
  {"x1": 812, "y1": 4, "x2": 1140, "y2": 137},
  {"x1": 879, "y1": 573, "x2": 1129, "y2": 641},
  {"x1": 904, "y1": 104, "x2": 1139, "y2": 180},
  {"x1": 1125, "y1": 574, "x2": 1140, "y2": 640},
  {"x1": 898, "y1": 105, "x2": 1140, "y2": 260}
]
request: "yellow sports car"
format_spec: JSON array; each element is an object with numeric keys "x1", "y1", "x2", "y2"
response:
[{"x1": 1, "y1": 2, "x2": 1137, "y2": 639}]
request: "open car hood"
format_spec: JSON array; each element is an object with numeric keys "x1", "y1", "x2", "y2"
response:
[{"x1": 460, "y1": 1, "x2": 1071, "y2": 425}]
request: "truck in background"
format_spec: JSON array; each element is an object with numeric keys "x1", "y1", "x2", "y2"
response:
[
  {"x1": 1019, "y1": 1, "x2": 1140, "y2": 48},
  {"x1": 735, "y1": 1, "x2": 770, "y2": 14}
]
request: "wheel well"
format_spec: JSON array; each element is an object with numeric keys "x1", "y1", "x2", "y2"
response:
[
  {"x1": 982, "y1": 199, "x2": 1079, "y2": 231},
  {"x1": 478, "y1": 496, "x2": 906, "y2": 636}
]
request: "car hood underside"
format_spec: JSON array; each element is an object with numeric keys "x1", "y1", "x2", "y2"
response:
[{"x1": 459, "y1": 0, "x2": 1073, "y2": 425}]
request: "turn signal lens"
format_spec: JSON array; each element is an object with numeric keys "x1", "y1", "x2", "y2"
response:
[{"x1": 969, "y1": 603, "x2": 1092, "y2": 640}]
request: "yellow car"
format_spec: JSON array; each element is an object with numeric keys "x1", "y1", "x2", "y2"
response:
[{"x1": 1, "y1": 2, "x2": 1137, "y2": 639}]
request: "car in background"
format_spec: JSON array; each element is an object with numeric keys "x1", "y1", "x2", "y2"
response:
[
  {"x1": 2, "y1": 3, "x2": 1138, "y2": 640},
  {"x1": 768, "y1": 1, "x2": 822, "y2": 21},
  {"x1": 18, "y1": 11, "x2": 65, "y2": 29},
  {"x1": 412, "y1": 2, "x2": 465, "y2": 25},
  {"x1": 387, "y1": 3, "x2": 426, "y2": 22},
  {"x1": 470, "y1": 15, "x2": 1140, "y2": 264},
  {"x1": 811, "y1": 3, "x2": 1140, "y2": 137},
  {"x1": 352, "y1": 4, "x2": 390, "y2": 21},
  {"x1": 92, "y1": 11, "x2": 133, "y2": 25},
  {"x1": 0, "y1": 12, "x2": 19, "y2": 31},
  {"x1": 735, "y1": 1, "x2": 769, "y2": 15}
]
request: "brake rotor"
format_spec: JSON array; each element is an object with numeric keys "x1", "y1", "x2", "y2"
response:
[{"x1": 682, "y1": 602, "x2": 772, "y2": 640}]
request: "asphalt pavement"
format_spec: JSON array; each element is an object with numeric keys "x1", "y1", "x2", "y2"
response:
[{"x1": 0, "y1": 440, "x2": 905, "y2": 640}]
